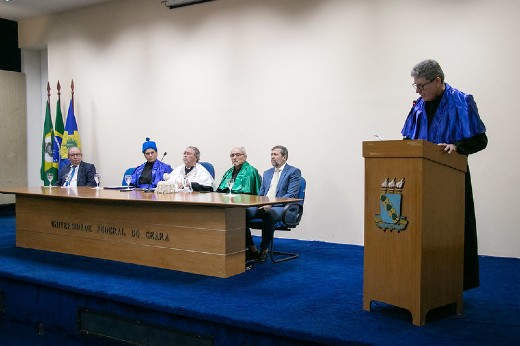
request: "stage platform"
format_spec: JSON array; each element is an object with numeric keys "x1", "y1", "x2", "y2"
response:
[{"x1": 0, "y1": 210, "x2": 519, "y2": 345}]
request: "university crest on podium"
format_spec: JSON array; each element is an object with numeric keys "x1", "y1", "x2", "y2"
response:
[{"x1": 375, "y1": 178, "x2": 408, "y2": 232}]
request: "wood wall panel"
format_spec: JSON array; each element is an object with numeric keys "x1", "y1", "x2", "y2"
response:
[{"x1": 0, "y1": 70, "x2": 27, "y2": 204}]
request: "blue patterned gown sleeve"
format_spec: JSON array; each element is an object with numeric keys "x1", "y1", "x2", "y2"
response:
[{"x1": 401, "y1": 83, "x2": 486, "y2": 144}]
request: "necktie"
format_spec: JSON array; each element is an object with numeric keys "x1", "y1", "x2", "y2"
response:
[
  {"x1": 267, "y1": 168, "x2": 280, "y2": 197},
  {"x1": 67, "y1": 166, "x2": 77, "y2": 186}
]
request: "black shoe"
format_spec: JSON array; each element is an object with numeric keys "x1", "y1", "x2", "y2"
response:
[
  {"x1": 258, "y1": 249, "x2": 268, "y2": 263},
  {"x1": 246, "y1": 248, "x2": 259, "y2": 261}
]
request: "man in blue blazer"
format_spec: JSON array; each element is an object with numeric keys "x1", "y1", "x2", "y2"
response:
[
  {"x1": 55, "y1": 147, "x2": 97, "y2": 187},
  {"x1": 246, "y1": 145, "x2": 301, "y2": 262}
]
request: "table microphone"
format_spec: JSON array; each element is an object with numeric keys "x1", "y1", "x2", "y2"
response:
[{"x1": 160, "y1": 152, "x2": 167, "y2": 161}]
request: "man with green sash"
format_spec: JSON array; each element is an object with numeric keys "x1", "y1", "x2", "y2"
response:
[{"x1": 217, "y1": 147, "x2": 261, "y2": 195}]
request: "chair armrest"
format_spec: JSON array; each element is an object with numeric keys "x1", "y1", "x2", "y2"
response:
[{"x1": 281, "y1": 203, "x2": 304, "y2": 227}]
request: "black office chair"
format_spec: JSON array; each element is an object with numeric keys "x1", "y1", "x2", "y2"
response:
[{"x1": 248, "y1": 177, "x2": 306, "y2": 263}]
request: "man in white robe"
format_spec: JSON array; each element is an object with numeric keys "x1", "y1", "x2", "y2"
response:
[{"x1": 166, "y1": 146, "x2": 214, "y2": 192}]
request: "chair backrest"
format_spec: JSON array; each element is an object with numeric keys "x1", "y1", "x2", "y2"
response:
[
  {"x1": 298, "y1": 177, "x2": 306, "y2": 201},
  {"x1": 278, "y1": 176, "x2": 306, "y2": 229},
  {"x1": 249, "y1": 176, "x2": 306, "y2": 229},
  {"x1": 199, "y1": 162, "x2": 215, "y2": 179},
  {"x1": 122, "y1": 167, "x2": 136, "y2": 186}
]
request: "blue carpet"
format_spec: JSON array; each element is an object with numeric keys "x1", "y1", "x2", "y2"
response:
[{"x1": 1, "y1": 214, "x2": 519, "y2": 345}]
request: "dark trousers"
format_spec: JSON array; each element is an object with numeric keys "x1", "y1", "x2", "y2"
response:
[
  {"x1": 463, "y1": 167, "x2": 480, "y2": 291},
  {"x1": 246, "y1": 206, "x2": 283, "y2": 250}
]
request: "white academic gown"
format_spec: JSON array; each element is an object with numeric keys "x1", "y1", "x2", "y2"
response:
[{"x1": 167, "y1": 163, "x2": 215, "y2": 191}]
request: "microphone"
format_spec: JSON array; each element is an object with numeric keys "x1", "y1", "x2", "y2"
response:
[{"x1": 160, "y1": 152, "x2": 167, "y2": 161}]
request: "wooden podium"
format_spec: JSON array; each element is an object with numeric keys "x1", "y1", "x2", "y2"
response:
[{"x1": 362, "y1": 140, "x2": 467, "y2": 326}]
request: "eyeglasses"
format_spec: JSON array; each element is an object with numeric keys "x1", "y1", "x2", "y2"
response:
[
  {"x1": 230, "y1": 153, "x2": 244, "y2": 158},
  {"x1": 412, "y1": 78, "x2": 437, "y2": 91},
  {"x1": 69, "y1": 153, "x2": 82, "y2": 157}
]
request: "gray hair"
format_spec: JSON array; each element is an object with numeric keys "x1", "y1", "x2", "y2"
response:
[
  {"x1": 411, "y1": 59, "x2": 444, "y2": 83},
  {"x1": 186, "y1": 146, "x2": 200, "y2": 162},
  {"x1": 272, "y1": 145, "x2": 288, "y2": 159},
  {"x1": 231, "y1": 147, "x2": 247, "y2": 156}
]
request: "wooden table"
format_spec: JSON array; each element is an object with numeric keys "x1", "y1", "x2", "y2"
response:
[{"x1": 0, "y1": 187, "x2": 301, "y2": 278}]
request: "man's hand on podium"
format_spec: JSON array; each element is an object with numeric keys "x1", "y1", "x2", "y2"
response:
[{"x1": 438, "y1": 143, "x2": 457, "y2": 154}]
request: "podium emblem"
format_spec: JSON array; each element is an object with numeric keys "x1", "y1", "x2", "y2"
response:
[{"x1": 375, "y1": 178, "x2": 408, "y2": 232}]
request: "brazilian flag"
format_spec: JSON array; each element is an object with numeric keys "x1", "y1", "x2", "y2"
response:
[
  {"x1": 40, "y1": 101, "x2": 57, "y2": 185},
  {"x1": 52, "y1": 98, "x2": 64, "y2": 184},
  {"x1": 59, "y1": 100, "x2": 81, "y2": 172}
]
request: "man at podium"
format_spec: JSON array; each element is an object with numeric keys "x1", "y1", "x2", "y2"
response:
[{"x1": 402, "y1": 59, "x2": 487, "y2": 291}]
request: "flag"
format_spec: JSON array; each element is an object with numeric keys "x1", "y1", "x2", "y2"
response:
[
  {"x1": 40, "y1": 100, "x2": 57, "y2": 185},
  {"x1": 59, "y1": 100, "x2": 81, "y2": 172},
  {"x1": 52, "y1": 98, "x2": 64, "y2": 183}
]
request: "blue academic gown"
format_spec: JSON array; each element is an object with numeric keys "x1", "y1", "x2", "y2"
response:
[
  {"x1": 131, "y1": 160, "x2": 173, "y2": 188},
  {"x1": 402, "y1": 83, "x2": 487, "y2": 291},
  {"x1": 401, "y1": 83, "x2": 486, "y2": 143}
]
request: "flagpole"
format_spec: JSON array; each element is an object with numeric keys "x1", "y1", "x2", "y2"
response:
[
  {"x1": 71, "y1": 79, "x2": 74, "y2": 115},
  {"x1": 47, "y1": 82, "x2": 51, "y2": 105},
  {"x1": 53, "y1": 81, "x2": 66, "y2": 177},
  {"x1": 57, "y1": 80, "x2": 61, "y2": 103},
  {"x1": 41, "y1": 82, "x2": 54, "y2": 186}
]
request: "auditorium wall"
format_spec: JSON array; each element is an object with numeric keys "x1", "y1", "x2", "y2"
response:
[
  {"x1": 17, "y1": 0, "x2": 520, "y2": 258},
  {"x1": 0, "y1": 70, "x2": 27, "y2": 204}
]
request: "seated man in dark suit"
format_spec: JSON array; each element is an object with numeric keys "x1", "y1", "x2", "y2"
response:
[
  {"x1": 246, "y1": 145, "x2": 301, "y2": 262},
  {"x1": 55, "y1": 147, "x2": 97, "y2": 187}
]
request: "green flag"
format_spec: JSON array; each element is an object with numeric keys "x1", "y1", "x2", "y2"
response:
[{"x1": 40, "y1": 100, "x2": 57, "y2": 185}]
